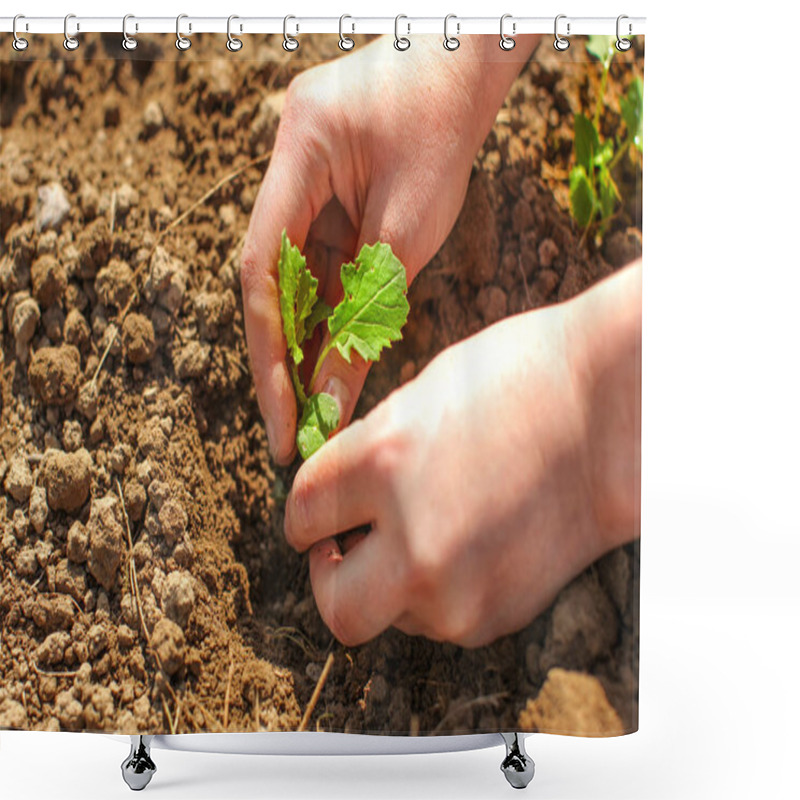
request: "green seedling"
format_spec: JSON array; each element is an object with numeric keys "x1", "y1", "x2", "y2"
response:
[
  {"x1": 277, "y1": 230, "x2": 410, "y2": 459},
  {"x1": 569, "y1": 35, "x2": 643, "y2": 230}
]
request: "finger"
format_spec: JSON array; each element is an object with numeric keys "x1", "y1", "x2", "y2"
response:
[
  {"x1": 240, "y1": 121, "x2": 333, "y2": 464},
  {"x1": 309, "y1": 529, "x2": 406, "y2": 646},
  {"x1": 284, "y1": 417, "x2": 377, "y2": 552}
]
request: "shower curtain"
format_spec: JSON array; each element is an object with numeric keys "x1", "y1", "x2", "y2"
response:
[{"x1": 0, "y1": 28, "x2": 642, "y2": 738}]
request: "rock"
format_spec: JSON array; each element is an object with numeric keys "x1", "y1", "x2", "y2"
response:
[
  {"x1": 31, "y1": 594, "x2": 75, "y2": 631},
  {"x1": 86, "y1": 495, "x2": 125, "y2": 591},
  {"x1": 36, "y1": 630, "x2": 71, "y2": 665},
  {"x1": 42, "y1": 448, "x2": 92, "y2": 513},
  {"x1": 518, "y1": 668, "x2": 625, "y2": 735},
  {"x1": 123, "y1": 479, "x2": 146, "y2": 522},
  {"x1": 162, "y1": 571, "x2": 195, "y2": 627},
  {"x1": 146, "y1": 247, "x2": 176, "y2": 297},
  {"x1": 67, "y1": 520, "x2": 89, "y2": 564},
  {"x1": 0, "y1": 698, "x2": 28, "y2": 729},
  {"x1": 159, "y1": 499, "x2": 188, "y2": 545},
  {"x1": 28, "y1": 345, "x2": 81, "y2": 406},
  {"x1": 118, "y1": 625, "x2": 137, "y2": 649},
  {"x1": 87, "y1": 623, "x2": 109, "y2": 658},
  {"x1": 110, "y1": 443, "x2": 132, "y2": 475},
  {"x1": 4, "y1": 452, "x2": 33, "y2": 503},
  {"x1": 28, "y1": 486, "x2": 48, "y2": 534},
  {"x1": 11, "y1": 296, "x2": 40, "y2": 356},
  {"x1": 12, "y1": 508, "x2": 28, "y2": 541},
  {"x1": 63, "y1": 308, "x2": 90, "y2": 349},
  {"x1": 175, "y1": 341, "x2": 211, "y2": 379},
  {"x1": 35, "y1": 182, "x2": 71, "y2": 232},
  {"x1": 55, "y1": 689, "x2": 83, "y2": 731},
  {"x1": 541, "y1": 574, "x2": 618, "y2": 672},
  {"x1": 62, "y1": 419, "x2": 83, "y2": 452},
  {"x1": 151, "y1": 618, "x2": 185, "y2": 676},
  {"x1": 31, "y1": 255, "x2": 67, "y2": 307},
  {"x1": 121, "y1": 313, "x2": 156, "y2": 364},
  {"x1": 95, "y1": 259, "x2": 134, "y2": 310},
  {"x1": 194, "y1": 290, "x2": 235, "y2": 340}
]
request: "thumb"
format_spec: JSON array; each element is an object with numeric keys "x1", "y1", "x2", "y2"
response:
[{"x1": 241, "y1": 111, "x2": 332, "y2": 463}]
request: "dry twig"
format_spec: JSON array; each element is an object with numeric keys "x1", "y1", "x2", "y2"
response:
[{"x1": 298, "y1": 652, "x2": 334, "y2": 732}]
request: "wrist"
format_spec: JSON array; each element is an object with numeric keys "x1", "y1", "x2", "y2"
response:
[{"x1": 566, "y1": 263, "x2": 642, "y2": 551}]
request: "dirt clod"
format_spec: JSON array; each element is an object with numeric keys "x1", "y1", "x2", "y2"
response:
[
  {"x1": 162, "y1": 571, "x2": 195, "y2": 628},
  {"x1": 4, "y1": 452, "x2": 33, "y2": 503},
  {"x1": 31, "y1": 255, "x2": 67, "y2": 308},
  {"x1": 121, "y1": 313, "x2": 156, "y2": 364},
  {"x1": 67, "y1": 520, "x2": 89, "y2": 564},
  {"x1": 86, "y1": 495, "x2": 125, "y2": 591},
  {"x1": 151, "y1": 618, "x2": 185, "y2": 676},
  {"x1": 28, "y1": 345, "x2": 81, "y2": 406},
  {"x1": 42, "y1": 448, "x2": 93, "y2": 513}
]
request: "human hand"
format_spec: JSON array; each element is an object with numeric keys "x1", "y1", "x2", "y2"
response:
[
  {"x1": 284, "y1": 262, "x2": 642, "y2": 648},
  {"x1": 241, "y1": 35, "x2": 538, "y2": 464}
]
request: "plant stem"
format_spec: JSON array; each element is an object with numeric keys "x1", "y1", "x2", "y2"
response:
[
  {"x1": 290, "y1": 361, "x2": 308, "y2": 407},
  {"x1": 309, "y1": 341, "x2": 334, "y2": 392},
  {"x1": 593, "y1": 62, "x2": 610, "y2": 131}
]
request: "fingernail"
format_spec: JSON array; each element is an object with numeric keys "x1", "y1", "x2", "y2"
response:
[{"x1": 322, "y1": 376, "x2": 350, "y2": 429}]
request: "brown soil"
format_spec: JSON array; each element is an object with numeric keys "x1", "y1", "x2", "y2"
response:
[{"x1": 0, "y1": 34, "x2": 642, "y2": 736}]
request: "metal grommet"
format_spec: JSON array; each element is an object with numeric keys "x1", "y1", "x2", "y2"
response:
[
  {"x1": 122, "y1": 14, "x2": 138, "y2": 51},
  {"x1": 499, "y1": 14, "x2": 516, "y2": 50},
  {"x1": 12, "y1": 14, "x2": 29, "y2": 51},
  {"x1": 338, "y1": 14, "x2": 355, "y2": 51},
  {"x1": 553, "y1": 14, "x2": 570, "y2": 51},
  {"x1": 283, "y1": 15, "x2": 299, "y2": 52},
  {"x1": 63, "y1": 13, "x2": 79, "y2": 51},
  {"x1": 227, "y1": 15, "x2": 243, "y2": 52},
  {"x1": 394, "y1": 14, "x2": 410, "y2": 51},
  {"x1": 176, "y1": 14, "x2": 191, "y2": 51},
  {"x1": 616, "y1": 14, "x2": 632, "y2": 51},
  {"x1": 443, "y1": 14, "x2": 460, "y2": 51}
]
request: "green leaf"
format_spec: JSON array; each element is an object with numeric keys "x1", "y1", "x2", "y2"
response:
[
  {"x1": 326, "y1": 242, "x2": 410, "y2": 365},
  {"x1": 574, "y1": 114, "x2": 599, "y2": 174},
  {"x1": 597, "y1": 166, "x2": 619, "y2": 220},
  {"x1": 296, "y1": 392, "x2": 340, "y2": 459},
  {"x1": 277, "y1": 229, "x2": 328, "y2": 366},
  {"x1": 620, "y1": 77, "x2": 643, "y2": 151},
  {"x1": 570, "y1": 166, "x2": 596, "y2": 228},
  {"x1": 594, "y1": 138, "x2": 615, "y2": 168},
  {"x1": 586, "y1": 35, "x2": 615, "y2": 69}
]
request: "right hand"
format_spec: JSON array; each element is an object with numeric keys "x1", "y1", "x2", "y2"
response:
[{"x1": 241, "y1": 34, "x2": 536, "y2": 464}]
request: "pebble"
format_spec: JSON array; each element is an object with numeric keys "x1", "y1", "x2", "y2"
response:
[
  {"x1": 11, "y1": 296, "x2": 40, "y2": 358},
  {"x1": 75, "y1": 381, "x2": 98, "y2": 420},
  {"x1": 142, "y1": 100, "x2": 165, "y2": 134},
  {"x1": 62, "y1": 419, "x2": 83, "y2": 452},
  {"x1": 35, "y1": 183, "x2": 71, "y2": 232},
  {"x1": 42, "y1": 448, "x2": 93, "y2": 513}
]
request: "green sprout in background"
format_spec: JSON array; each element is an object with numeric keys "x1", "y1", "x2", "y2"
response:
[{"x1": 569, "y1": 35, "x2": 643, "y2": 232}]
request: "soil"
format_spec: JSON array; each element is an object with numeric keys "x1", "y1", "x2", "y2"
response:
[{"x1": 0, "y1": 33, "x2": 642, "y2": 736}]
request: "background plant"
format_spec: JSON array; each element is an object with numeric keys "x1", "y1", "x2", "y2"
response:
[{"x1": 569, "y1": 35, "x2": 643, "y2": 232}]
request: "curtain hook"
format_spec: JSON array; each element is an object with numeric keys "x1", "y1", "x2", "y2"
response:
[
  {"x1": 176, "y1": 14, "x2": 191, "y2": 51},
  {"x1": 63, "y1": 13, "x2": 79, "y2": 51},
  {"x1": 122, "y1": 14, "x2": 138, "y2": 51},
  {"x1": 554, "y1": 14, "x2": 570, "y2": 51},
  {"x1": 499, "y1": 14, "x2": 516, "y2": 50},
  {"x1": 443, "y1": 14, "x2": 460, "y2": 51},
  {"x1": 227, "y1": 15, "x2": 243, "y2": 51},
  {"x1": 394, "y1": 14, "x2": 410, "y2": 51},
  {"x1": 338, "y1": 14, "x2": 355, "y2": 51},
  {"x1": 616, "y1": 14, "x2": 632, "y2": 51},
  {"x1": 12, "y1": 14, "x2": 29, "y2": 51},
  {"x1": 283, "y1": 15, "x2": 299, "y2": 52}
]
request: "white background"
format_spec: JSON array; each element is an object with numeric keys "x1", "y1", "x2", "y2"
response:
[{"x1": 2, "y1": 0, "x2": 799, "y2": 798}]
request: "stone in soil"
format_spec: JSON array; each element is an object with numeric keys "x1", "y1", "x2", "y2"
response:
[
  {"x1": 121, "y1": 313, "x2": 156, "y2": 364},
  {"x1": 4, "y1": 452, "x2": 33, "y2": 503},
  {"x1": 86, "y1": 495, "x2": 126, "y2": 591},
  {"x1": 151, "y1": 617, "x2": 185, "y2": 676},
  {"x1": 35, "y1": 182, "x2": 70, "y2": 232}
]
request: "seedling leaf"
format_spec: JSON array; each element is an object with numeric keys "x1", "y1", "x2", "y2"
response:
[
  {"x1": 326, "y1": 242, "x2": 410, "y2": 365},
  {"x1": 297, "y1": 392, "x2": 340, "y2": 460},
  {"x1": 277, "y1": 229, "x2": 328, "y2": 366},
  {"x1": 574, "y1": 114, "x2": 599, "y2": 174},
  {"x1": 620, "y1": 77, "x2": 643, "y2": 151},
  {"x1": 570, "y1": 166, "x2": 596, "y2": 227},
  {"x1": 586, "y1": 35, "x2": 615, "y2": 69}
]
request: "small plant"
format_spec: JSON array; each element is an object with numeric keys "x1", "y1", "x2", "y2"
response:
[
  {"x1": 569, "y1": 35, "x2": 643, "y2": 231},
  {"x1": 277, "y1": 230, "x2": 410, "y2": 459}
]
